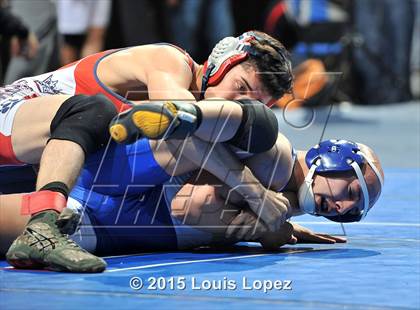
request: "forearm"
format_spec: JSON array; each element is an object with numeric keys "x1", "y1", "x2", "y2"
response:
[
  {"x1": 167, "y1": 138, "x2": 267, "y2": 206},
  {"x1": 243, "y1": 134, "x2": 293, "y2": 191},
  {"x1": 133, "y1": 97, "x2": 243, "y2": 143},
  {"x1": 193, "y1": 99, "x2": 242, "y2": 142}
]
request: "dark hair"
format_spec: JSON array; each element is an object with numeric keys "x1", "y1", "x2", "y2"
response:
[{"x1": 244, "y1": 31, "x2": 293, "y2": 99}]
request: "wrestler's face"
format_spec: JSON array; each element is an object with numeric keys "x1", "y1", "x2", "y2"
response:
[
  {"x1": 311, "y1": 166, "x2": 381, "y2": 217},
  {"x1": 204, "y1": 64, "x2": 273, "y2": 105}
]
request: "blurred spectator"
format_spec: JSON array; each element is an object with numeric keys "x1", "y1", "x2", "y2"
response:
[
  {"x1": 266, "y1": 0, "x2": 417, "y2": 105},
  {"x1": 280, "y1": 0, "x2": 350, "y2": 66},
  {"x1": 410, "y1": 0, "x2": 420, "y2": 99},
  {"x1": 232, "y1": 0, "x2": 272, "y2": 35},
  {"x1": 3, "y1": 0, "x2": 56, "y2": 84},
  {"x1": 57, "y1": 0, "x2": 111, "y2": 65},
  {"x1": 0, "y1": 3, "x2": 39, "y2": 59},
  {"x1": 264, "y1": 0, "x2": 299, "y2": 50},
  {"x1": 264, "y1": 0, "x2": 353, "y2": 105},
  {"x1": 114, "y1": 0, "x2": 163, "y2": 47},
  {"x1": 1, "y1": 0, "x2": 46, "y2": 84},
  {"x1": 165, "y1": 0, "x2": 234, "y2": 61},
  {"x1": 352, "y1": 0, "x2": 415, "y2": 104}
]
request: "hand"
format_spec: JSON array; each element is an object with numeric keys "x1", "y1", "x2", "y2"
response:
[
  {"x1": 225, "y1": 209, "x2": 268, "y2": 241},
  {"x1": 288, "y1": 223, "x2": 347, "y2": 244},
  {"x1": 10, "y1": 32, "x2": 39, "y2": 59},
  {"x1": 245, "y1": 190, "x2": 291, "y2": 232},
  {"x1": 259, "y1": 222, "x2": 294, "y2": 250}
]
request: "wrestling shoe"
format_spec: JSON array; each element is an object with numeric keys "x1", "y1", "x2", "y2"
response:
[
  {"x1": 109, "y1": 101, "x2": 199, "y2": 144},
  {"x1": 6, "y1": 209, "x2": 106, "y2": 273}
]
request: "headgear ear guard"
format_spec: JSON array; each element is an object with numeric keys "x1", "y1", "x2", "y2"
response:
[
  {"x1": 297, "y1": 139, "x2": 384, "y2": 222},
  {"x1": 201, "y1": 32, "x2": 260, "y2": 98}
]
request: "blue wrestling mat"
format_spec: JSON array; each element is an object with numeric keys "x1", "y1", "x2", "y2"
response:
[{"x1": 1, "y1": 103, "x2": 419, "y2": 309}]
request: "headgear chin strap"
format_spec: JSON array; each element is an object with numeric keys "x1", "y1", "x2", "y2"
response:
[
  {"x1": 201, "y1": 32, "x2": 260, "y2": 99},
  {"x1": 297, "y1": 139, "x2": 384, "y2": 222}
]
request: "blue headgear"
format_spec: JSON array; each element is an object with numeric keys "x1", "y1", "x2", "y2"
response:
[{"x1": 297, "y1": 139, "x2": 384, "y2": 222}]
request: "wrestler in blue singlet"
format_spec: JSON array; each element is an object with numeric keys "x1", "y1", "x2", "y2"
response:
[
  {"x1": 69, "y1": 139, "x2": 298, "y2": 254},
  {"x1": 69, "y1": 138, "x2": 178, "y2": 255}
]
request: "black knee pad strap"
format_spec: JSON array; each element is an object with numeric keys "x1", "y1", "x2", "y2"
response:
[
  {"x1": 170, "y1": 101, "x2": 202, "y2": 139},
  {"x1": 229, "y1": 99, "x2": 278, "y2": 153},
  {"x1": 50, "y1": 94, "x2": 118, "y2": 155},
  {"x1": 39, "y1": 181, "x2": 70, "y2": 200}
]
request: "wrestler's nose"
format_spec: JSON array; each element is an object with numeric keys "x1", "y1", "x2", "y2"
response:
[
  {"x1": 326, "y1": 199, "x2": 339, "y2": 213},
  {"x1": 335, "y1": 201, "x2": 354, "y2": 214}
]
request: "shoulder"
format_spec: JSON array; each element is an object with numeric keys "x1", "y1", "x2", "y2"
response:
[{"x1": 129, "y1": 44, "x2": 194, "y2": 70}]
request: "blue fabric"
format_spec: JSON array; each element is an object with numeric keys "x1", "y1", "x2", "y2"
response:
[
  {"x1": 311, "y1": 0, "x2": 327, "y2": 22},
  {"x1": 70, "y1": 185, "x2": 177, "y2": 255},
  {"x1": 0, "y1": 165, "x2": 36, "y2": 194},
  {"x1": 70, "y1": 138, "x2": 175, "y2": 254},
  {"x1": 168, "y1": 0, "x2": 234, "y2": 58},
  {"x1": 76, "y1": 139, "x2": 170, "y2": 196},
  {"x1": 305, "y1": 140, "x2": 364, "y2": 173},
  {"x1": 353, "y1": 0, "x2": 414, "y2": 103},
  {"x1": 295, "y1": 42, "x2": 342, "y2": 56}
]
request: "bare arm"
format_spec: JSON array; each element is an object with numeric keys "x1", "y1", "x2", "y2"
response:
[
  {"x1": 242, "y1": 133, "x2": 294, "y2": 192},
  {"x1": 135, "y1": 45, "x2": 196, "y2": 100},
  {"x1": 167, "y1": 137, "x2": 292, "y2": 231},
  {"x1": 131, "y1": 46, "x2": 291, "y2": 229}
]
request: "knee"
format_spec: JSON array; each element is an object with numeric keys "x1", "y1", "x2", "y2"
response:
[
  {"x1": 228, "y1": 100, "x2": 278, "y2": 153},
  {"x1": 50, "y1": 94, "x2": 118, "y2": 155}
]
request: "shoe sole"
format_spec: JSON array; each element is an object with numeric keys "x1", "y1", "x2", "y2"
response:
[
  {"x1": 7, "y1": 252, "x2": 106, "y2": 273},
  {"x1": 6, "y1": 251, "x2": 45, "y2": 269},
  {"x1": 46, "y1": 262, "x2": 106, "y2": 273},
  {"x1": 109, "y1": 101, "x2": 178, "y2": 143}
]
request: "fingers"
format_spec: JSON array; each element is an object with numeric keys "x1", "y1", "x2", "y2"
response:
[
  {"x1": 234, "y1": 213, "x2": 253, "y2": 240},
  {"x1": 297, "y1": 233, "x2": 337, "y2": 244},
  {"x1": 10, "y1": 36, "x2": 20, "y2": 57},
  {"x1": 246, "y1": 191, "x2": 289, "y2": 233},
  {"x1": 309, "y1": 235, "x2": 337, "y2": 244},
  {"x1": 26, "y1": 33, "x2": 39, "y2": 59},
  {"x1": 243, "y1": 220, "x2": 267, "y2": 241},
  {"x1": 288, "y1": 235, "x2": 298, "y2": 244},
  {"x1": 225, "y1": 211, "x2": 248, "y2": 239},
  {"x1": 225, "y1": 211, "x2": 267, "y2": 241},
  {"x1": 289, "y1": 222, "x2": 347, "y2": 244},
  {"x1": 258, "y1": 205, "x2": 286, "y2": 232},
  {"x1": 318, "y1": 234, "x2": 347, "y2": 243},
  {"x1": 259, "y1": 222, "x2": 294, "y2": 250}
]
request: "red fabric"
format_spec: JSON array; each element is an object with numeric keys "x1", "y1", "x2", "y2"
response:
[
  {"x1": 265, "y1": 1, "x2": 287, "y2": 34},
  {"x1": 72, "y1": 46, "x2": 195, "y2": 113},
  {"x1": 208, "y1": 53, "x2": 249, "y2": 86},
  {"x1": 73, "y1": 50, "x2": 131, "y2": 112},
  {"x1": 21, "y1": 191, "x2": 67, "y2": 215},
  {"x1": 0, "y1": 132, "x2": 23, "y2": 165},
  {"x1": 266, "y1": 98, "x2": 277, "y2": 108},
  {"x1": 168, "y1": 44, "x2": 195, "y2": 72}
]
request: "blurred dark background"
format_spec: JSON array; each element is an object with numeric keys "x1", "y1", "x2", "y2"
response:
[{"x1": 1, "y1": 0, "x2": 419, "y2": 105}]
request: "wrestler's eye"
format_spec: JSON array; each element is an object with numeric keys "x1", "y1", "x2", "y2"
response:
[
  {"x1": 236, "y1": 81, "x2": 247, "y2": 94},
  {"x1": 320, "y1": 197, "x2": 328, "y2": 212}
]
